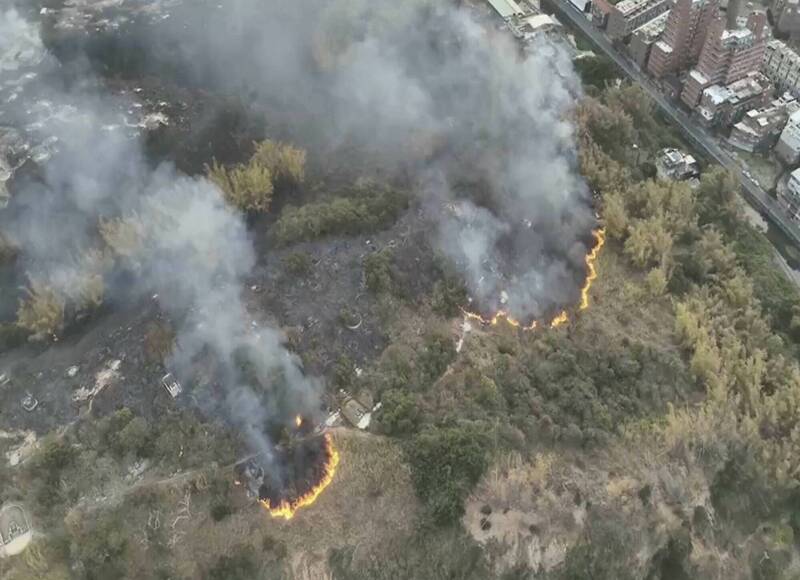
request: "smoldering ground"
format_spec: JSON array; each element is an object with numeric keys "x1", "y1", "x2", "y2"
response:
[
  {"x1": 118, "y1": 0, "x2": 598, "y2": 321},
  {"x1": 2, "y1": 0, "x2": 595, "y2": 467},
  {"x1": 0, "y1": 8, "x2": 320, "y2": 483}
]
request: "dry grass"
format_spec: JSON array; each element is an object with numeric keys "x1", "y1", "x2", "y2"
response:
[
  {"x1": 207, "y1": 159, "x2": 274, "y2": 213},
  {"x1": 162, "y1": 430, "x2": 418, "y2": 578}
]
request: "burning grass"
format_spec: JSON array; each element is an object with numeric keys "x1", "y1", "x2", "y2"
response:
[
  {"x1": 259, "y1": 433, "x2": 340, "y2": 520},
  {"x1": 462, "y1": 228, "x2": 606, "y2": 331}
]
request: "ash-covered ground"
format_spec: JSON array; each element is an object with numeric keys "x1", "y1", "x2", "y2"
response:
[{"x1": 0, "y1": 3, "x2": 442, "y2": 439}]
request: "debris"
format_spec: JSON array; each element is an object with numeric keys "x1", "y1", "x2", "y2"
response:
[
  {"x1": 66, "y1": 365, "x2": 79, "y2": 378},
  {"x1": 161, "y1": 373, "x2": 183, "y2": 399},
  {"x1": 20, "y1": 393, "x2": 37, "y2": 412},
  {"x1": 0, "y1": 373, "x2": 10, "y2": 387}
]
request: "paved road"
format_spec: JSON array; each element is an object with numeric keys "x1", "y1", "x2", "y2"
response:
[{"x1": 550, "y1": 0, "x2": 800, "y2": 250}]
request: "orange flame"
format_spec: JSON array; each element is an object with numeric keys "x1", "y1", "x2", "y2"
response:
[
  {"x1": 295, "y1": 415, "x2": 302, "y2": 428},
  {"x1": 462, "y1": 228, "x2": 605, "y2": 331},
  {"x1": 549, "y1": 310, "x2": 568, "y2": 328},
  {"x1": 261, "y1": 433, "x2": 340, "y2": 520},
  {"x1": 579, "y1": 228, "x2": 605, "y2": 311}
]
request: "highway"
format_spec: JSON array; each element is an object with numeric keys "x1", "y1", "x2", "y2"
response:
[{"x1": 549, "y1": 0, "x2": 800, "y2": 250}]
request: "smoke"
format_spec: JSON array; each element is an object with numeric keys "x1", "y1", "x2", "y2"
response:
[
  {"x1": 126, "y1": 0, "x2": 597, "y2": 320},
  {"x1": 2, "y1": 0, "x2": 597, "y2": 470},
  {"x1": 0, "y1": 8, "x2": 319, "y2": 480}
]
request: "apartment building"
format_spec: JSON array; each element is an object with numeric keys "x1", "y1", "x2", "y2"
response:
[
  {"x1": 647, "y1": 0, "x2": 720, "y2": 78},
  {"x1": 764, "y1": 40, "x2": 800, "y2": 98},
  {"x1": 606, "y1": 0, "x2": 671, "y2": 40},
  {"x1": 681, "y1": 11, "x2": 769, "y2": 108},
  {"x1": 629, "y1": 11, "x2": 670, "y2": 68}
]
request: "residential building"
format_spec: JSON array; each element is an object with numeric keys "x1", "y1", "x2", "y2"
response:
[
  {"x1": 606, "y1": 0, "x2": 671, "y2": 40},
  {"x1": 695, "y1": 71, "x2": 773, "y2": 126},
  {"x1": 487, "y1": 0, "x2": 526, "y2": 20},
  {"x1": 656, "y1": 147, "x2": 701, "y2": 179},
  {"x1": 776, "y1": 109, "x2": 800, "y2": 164},
  {"x1": 647, "y1": 0, "x2": 720, "y2": 78},
  {"x1": 681, "y1": 11, "x2": 769, "y2": 108},
  {"x1": 591, "y1": 0, "x2": 614, "y2": 28},
  {"x1": 764, "y1": 40, "x2": 800, "y2": 97},
  {"x1": 629, "y1": 11, "x2": 670, "y2": 68},
  {"x1": 727, "y1": 94, "x2": 799, "y2": 151},
  {"x1": 785, "y1": 167, "x2": 800, "y2": 218}
]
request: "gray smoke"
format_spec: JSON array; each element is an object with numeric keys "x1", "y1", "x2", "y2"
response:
[
  {"x1": 132, "y1": 0, "x2": 597, "y2": 320},
  {"x1": 0, "y1": 8, "x2": 319, "y2": 479},
  {"x1": 2, "y1": 0, "x2": 597, "y2": 469}
]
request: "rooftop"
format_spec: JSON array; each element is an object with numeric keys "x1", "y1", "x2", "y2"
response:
[{"x1": 487, "y1": 0, "x2": 525, "y2": 19}]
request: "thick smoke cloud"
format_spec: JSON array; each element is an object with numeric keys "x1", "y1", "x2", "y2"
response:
[
  {"x1": 139, "y1": 0, "x2": 596, "y2": 319},
  {"x1": 2, "y1": 0, "x2": 595, "y2": 469},
  {"x1": 0, "y1": 8, "x2": 319, "y2": 479}
]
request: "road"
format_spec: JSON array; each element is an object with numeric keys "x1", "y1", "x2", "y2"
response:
[{"x1": 550, "y1": 0, "x2": 800, "y2": 250}]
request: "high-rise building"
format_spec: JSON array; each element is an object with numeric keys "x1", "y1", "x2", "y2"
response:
[
  {"x1": 606, "y1": 0, "x2": 671, "y2": 40},
  {"x1": 764, "y1": 40, "x2": 800, "y2": 98},
  {"x1": 680, "y1": 11, "x2": 769, "y2": 108},
  {"x1": 647, "y1": 0, "x2": 720, "y2": 78}
]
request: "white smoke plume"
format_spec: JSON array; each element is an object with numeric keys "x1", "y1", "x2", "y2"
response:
[
  {"x1": 0, "y1": 8, "x2": 319, "y2": 476},
  {"x1": 122, "y1": 0, "x2": 597, "y2": 320}
]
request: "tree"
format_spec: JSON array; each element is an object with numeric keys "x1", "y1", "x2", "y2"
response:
[
  {"x1": 602, "y1": 192, "x2": 628, "y2": 240},
  {"x1": 406, "y1": 426, "x2": 487, "y2": 525},
  {"x1": 696, "y1": 168, "x2": 740, "y2": 228},
  {"x1": 378, "y1": 389, "x2": 421, "y2": 435},
  {"x1": 624, "y1": 216, "x2": 673, "y2": 269}
]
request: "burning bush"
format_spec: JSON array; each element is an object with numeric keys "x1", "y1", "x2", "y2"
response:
[{"x1": 16, "y1": 278, "x2": 66, "y2": 341}]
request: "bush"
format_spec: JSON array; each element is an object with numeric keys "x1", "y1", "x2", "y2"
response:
[
  {"x1": 431, "y1": 270, "x2": 468, "y2": 317},
  {"x1": 283, "y1": 251, "x2": 313, "y2": 276},
  {"x1": 251, "y1": 140, "x2": 306, "y2": 186},
  {"x1": 206, "y1": 546, "x2": 258, "y2": 580},
  {"x1": 271, "y1": 184, "x2": 408, "y2": 245},
  {"x1": 378, "y1": 389, "x2": 421, "y2": 436},
  {"x1": 406, "y1": 426, "x2": 488, "y2": 525},
  {"x1": 207, "y1": 158, "x2": 274, "y2": 213},
  {"x1": 99, "y1": 216, "x2": 144, "y2": 259},
  {"x1": 364, "y1": 248, "x2": 395, "y2": 294},
  {"x1": 16, "y1": 279, "x2": 65, "y2": 340}
]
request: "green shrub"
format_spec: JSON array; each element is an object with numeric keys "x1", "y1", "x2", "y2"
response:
[
  {"x1": 364, "y1": 248, "x2": 395, "y2": 294},
  {"x1": 283, "y1": 251, "x2": 313, "y2": 276},
  {"x1": 378, "y1": 389, "x2": 421, "y2": 436},
  {"x1": 406, "y1": 426, "x2": 488, "y2": 525},
  {"x1": 271, "y1": 184, "x2": 408, "y2": 245}
]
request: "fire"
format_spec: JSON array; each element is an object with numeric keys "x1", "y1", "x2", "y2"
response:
[
  {"x1": 261, "y1": 433, "x2": 340, "y2": 520},
  {"x1": 579, "y1": 228, "x2": 606, "y2": 311},
  {"x1": 462, "y1": 228, "x2": 605, "y2": 331},
  {"x1": 549, "y1": 310, "x2": 568, "y2": 328},
  {"x1": 295, "y1": 415, "x2": 302, "y2": 428}
]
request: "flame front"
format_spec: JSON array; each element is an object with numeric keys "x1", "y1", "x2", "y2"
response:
[
  {"x1": 261, "y1": 433, "x2": 340, "y2": 520},
  {"x1": 462, "y1": 228, "x2": 605, "y2": 331},
  {"x1": 295, "y1": 415, "x2": 302, "y2": 428},
  {"x1": 579, "y1": 228, "x2": 605, "y2": 311}
]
